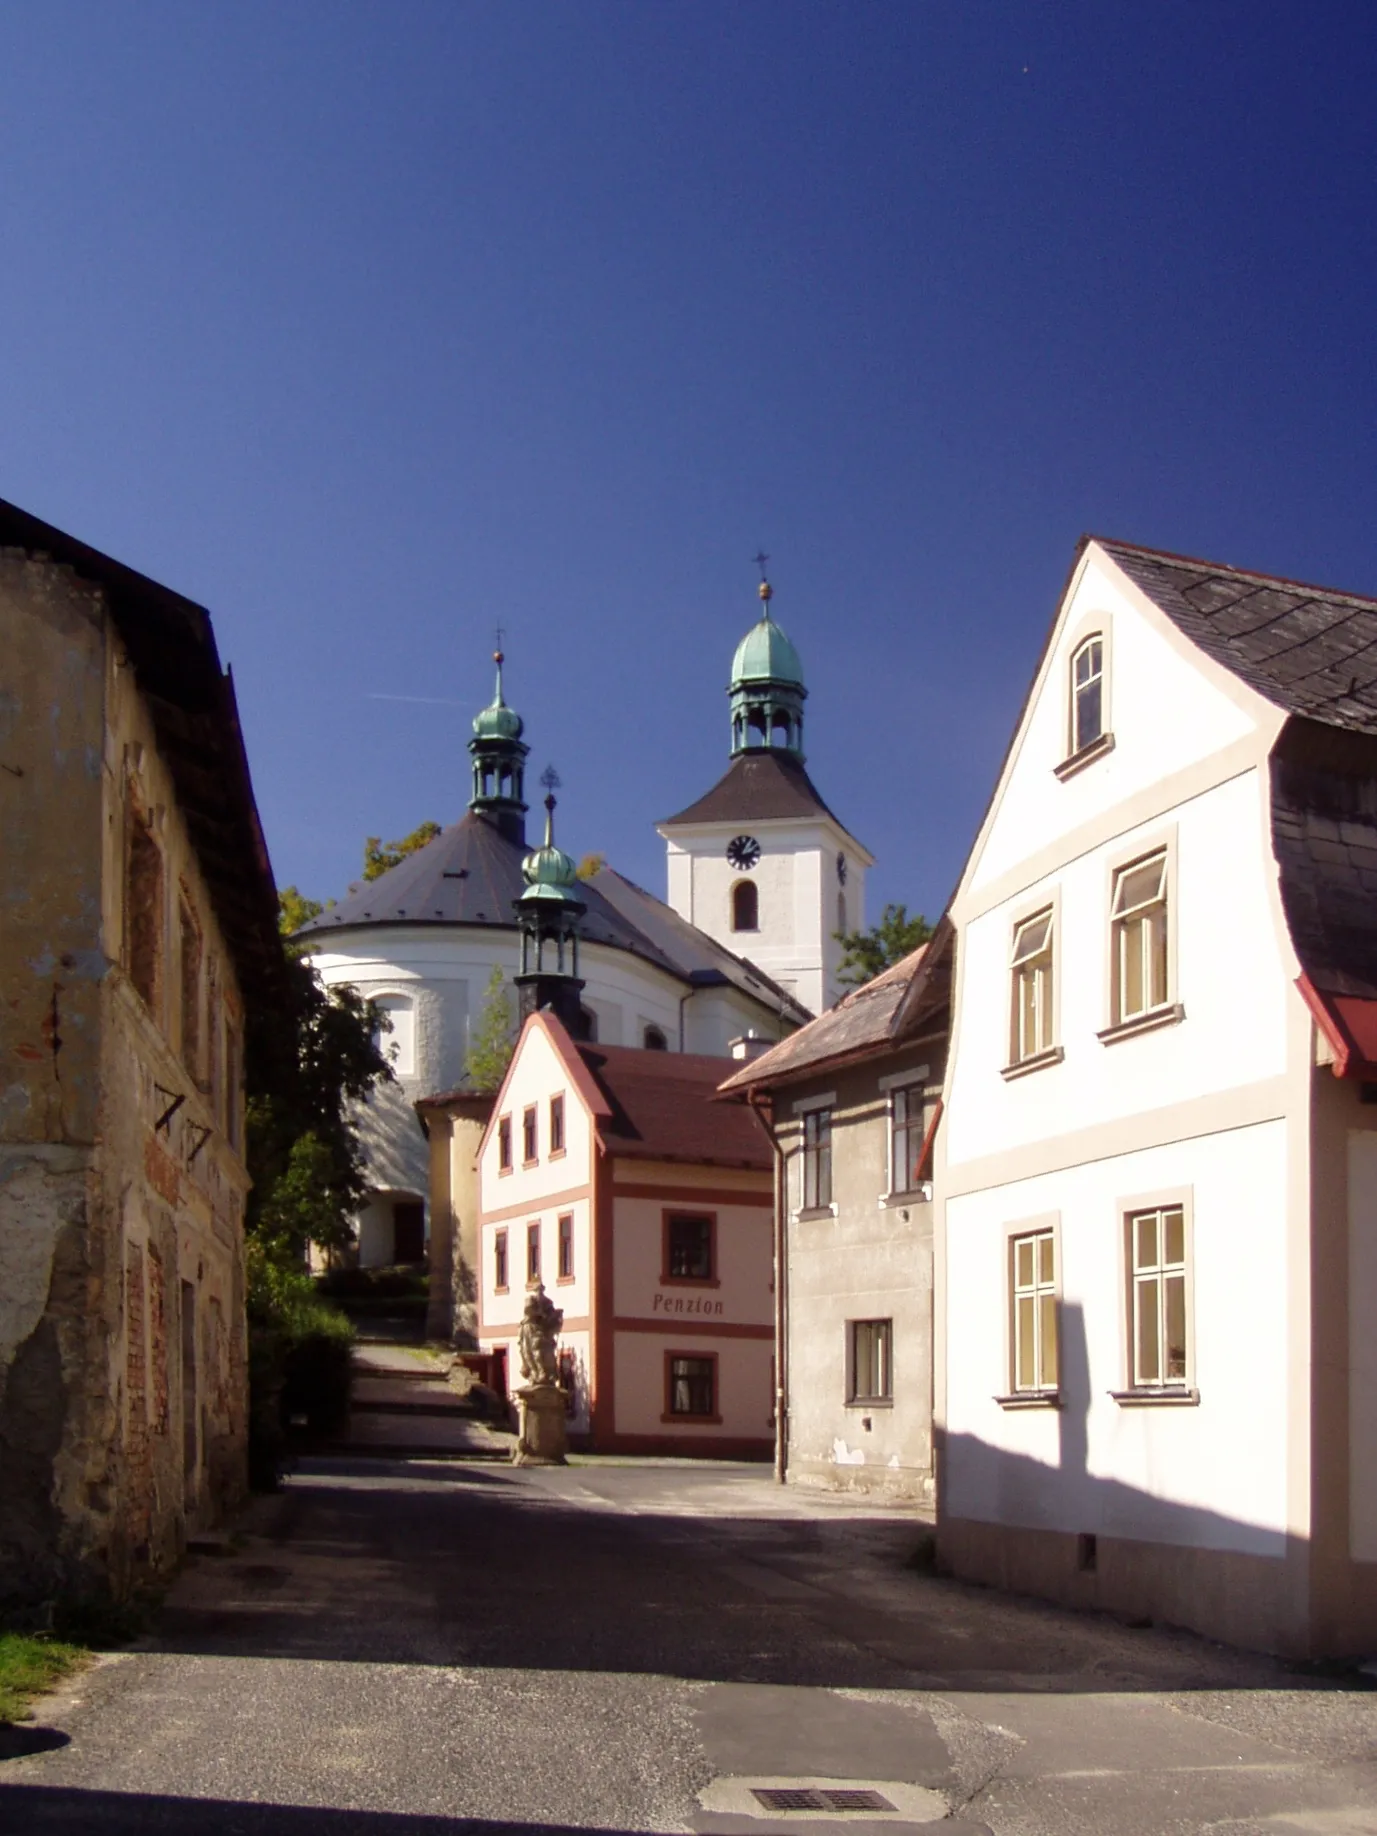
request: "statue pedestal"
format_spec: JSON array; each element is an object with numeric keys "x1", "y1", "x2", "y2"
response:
[{"x1": 512, "y1": 1382, "x2": 568, "y2": 1466}]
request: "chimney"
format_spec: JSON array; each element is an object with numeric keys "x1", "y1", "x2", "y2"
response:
[{"x1": 729, "y1": 1030, "x2": 773, "y2": 1063}]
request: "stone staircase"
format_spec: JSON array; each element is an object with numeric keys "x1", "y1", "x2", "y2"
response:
[{"x1": 340, "y1": 1342, "x2": 516, "y2": 1460}]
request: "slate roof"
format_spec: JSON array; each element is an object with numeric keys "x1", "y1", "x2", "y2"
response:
[
  {"x1": 1270, "y1": 721, "x2": 1377, "y2": 1003},
  {"x1": 0, "y1": 495, "x2": 283, "y2": 1008},
  {"x1": 578, "y1": 1042, "x2": 773, "y2": 1168},
  {"x1": 1099, "y1": 539, "x2": 1377, "y2": 734},
  {"x1": 298, "y1": 809, "x2": 811, "y2": 1023},
  {"x1": 718, "y1": 922, "x2": 953, "y2": 1096},
  {"x1": 660, "y1": 749, "x2": 855, "y2": 834}
]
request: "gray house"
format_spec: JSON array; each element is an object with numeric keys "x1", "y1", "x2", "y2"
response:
[{"x1": 719, "y1": 930, "x2": 951, "y2": 1501}]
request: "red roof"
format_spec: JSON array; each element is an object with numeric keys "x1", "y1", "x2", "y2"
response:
[{"x1": 577, "y1": 1042, "x2": 772, "y2": 1169}]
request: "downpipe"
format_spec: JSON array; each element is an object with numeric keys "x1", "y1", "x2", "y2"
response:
[{"x1": 748, "y1": 1090, "x2": 788, "y2": 1485}]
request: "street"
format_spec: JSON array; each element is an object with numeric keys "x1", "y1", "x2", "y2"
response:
[{"x1": 3, "y1": 1456, "x2": 1377, "y2": 1835}]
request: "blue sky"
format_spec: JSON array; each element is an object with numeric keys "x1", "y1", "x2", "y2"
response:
[{"x1": 3, "y1": 2, "x2": 1376, "y2": 925}]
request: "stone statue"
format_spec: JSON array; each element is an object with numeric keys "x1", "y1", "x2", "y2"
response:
[{"x1": 517, "y1": 1282, "x2": 563, "y2": 1385}]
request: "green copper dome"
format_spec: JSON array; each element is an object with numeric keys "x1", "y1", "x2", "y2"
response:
[
  {"x1": 472, "y1": 653, "x2": 524, "y2": 741},
  {"x1": 730, "y1": 583, "x2": 804, "y2": 687},
  {"x1": 520, "y1": 795, "x2": 581, "y2": 906}
]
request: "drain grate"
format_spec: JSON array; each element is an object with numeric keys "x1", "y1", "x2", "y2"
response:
[{"x1": 751, "y1": 1787, "x2": 897, "y2": 1813}]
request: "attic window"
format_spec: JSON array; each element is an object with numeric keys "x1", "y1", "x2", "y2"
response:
[{"x1": 1072, "y1": 636, "x2": 1103, "y2": 752}]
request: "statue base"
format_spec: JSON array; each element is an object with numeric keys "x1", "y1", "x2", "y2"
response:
[{"x1": 512, "y1": 1382, "x2": 568, "y2": 1466}]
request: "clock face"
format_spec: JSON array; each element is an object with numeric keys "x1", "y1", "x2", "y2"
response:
[
  {"x1": 726, "y1": 834, "x2": 761, "y2": 871},
  {"x1": 836, "y1": 851, "x2": 848, "y2": 885}
]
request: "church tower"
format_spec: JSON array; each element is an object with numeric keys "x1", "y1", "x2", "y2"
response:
[
  {"x1": 513, "y1": 780, "x2": 589, "y2": 1037},
  {"x1": 468, "y1": 650, "x2": 529, "y2": 844},
  {"x1": 658, "y1": 573, "x2": 872, "y2": 1016}
]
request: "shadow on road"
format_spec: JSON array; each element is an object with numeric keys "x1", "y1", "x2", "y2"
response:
[{"x1": 0, "y1": 1785, "x2": 638, "y2": 1833}]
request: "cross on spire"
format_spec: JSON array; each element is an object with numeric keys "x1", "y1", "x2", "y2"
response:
[{"x1": 752, "y1": 551, "x2": 770, "y2": 581}]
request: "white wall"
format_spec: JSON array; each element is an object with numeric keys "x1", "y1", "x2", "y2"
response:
[
  {"x1": 1350, "y1": 1129, "x2": 1377, "y2": 1559},
  {"x1": 944, "y1": 1121, "x2": 1290, "y2": 1555}
]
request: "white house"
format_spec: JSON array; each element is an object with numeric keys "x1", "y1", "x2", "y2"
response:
[{"x1": 938, "y1": 535, "x2": 1377, "y2": 1658}]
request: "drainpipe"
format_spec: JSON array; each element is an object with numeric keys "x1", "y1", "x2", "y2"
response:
[
  {"x1": 748, "y1": 1090, "x2": 788, "y2": 1486},
  {"x1": 678, "y1": 988, "x2": 693, "y2": 1053}
]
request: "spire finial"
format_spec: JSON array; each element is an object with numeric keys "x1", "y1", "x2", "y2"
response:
[
  {"x1": 753, "y1": 550, "x2": 773, "y2": 608},
  {"x1": 492, "y1": 630, "x2": 508, "y2": 704},
  {"x1": 540, "y1": 764, "x2": 561, "y2": 846}
]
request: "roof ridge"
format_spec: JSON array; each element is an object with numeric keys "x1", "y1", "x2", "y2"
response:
[{"x1": 1093, "y1": 534, "x2": 1377, "y2": 612}]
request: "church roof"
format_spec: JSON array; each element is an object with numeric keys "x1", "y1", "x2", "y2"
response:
[
  {"x1": 576, "y1": 1038, "x2": 773, "y2": 1168},
  {"x1": 296, "y1": 810, "x2": 811, "y2": 1023},
  {"x1": 660, "y1": 748, "x2": 854, "y2": 833},
  {"x1": 731, "y1": 613, "x2": 805, "y2": 688}
]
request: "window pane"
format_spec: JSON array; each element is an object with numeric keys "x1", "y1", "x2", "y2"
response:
[
  {"x1": 1135, "y1": 1213, "x2": 1158, "y2": 1270},
  {"x1": 1075, "y1": 676, "x2": 1103, "y2": 751},
  {"x1": 1115, "y1": 857, "x2": 1166, "y2": 914},
  {"x1": 1123, "y1": 915, "x2": 1146, "y2": 1015},
  {"x1": 1016, "y1": 1238, "x2": 1033, "y2": 1287},
  {"x1": 1165, "y1": 1274, "x2": 1187, "y2": 1380},
  {"x1": 1136, "y1": 1278, "x2": 1160, "y2": 1384},
  {"x1": 1039, "y1": 1291, "x2": 1058, "y2": 1387},
  {"x1": 1150, "y1": 908, "x2": 1169, "y2": 1008},
  {"x1": 1037, "y1": 1234, "x2": 1055, "y2": 1284},
  {"x1": 1012, "y1": 913, "x2": 1051, "y2": 962},
  {"x1": 668, "y1": 1215, "x2": 712, "y2": 1279},
  {"x1": 1018, "y1": 970, "x2": 1037, "y2": 1058},
  {"x1": 1016, "y1": 1296, "x2": 1036, "y2": 1389},
  {"x1": 1163, "y1": 1207, "x2": 1185, "y2": 1265}
]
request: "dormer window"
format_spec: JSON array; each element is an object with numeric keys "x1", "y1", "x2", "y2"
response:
[{"x1": 1071, "y1": 637, "x2": 1103, "y2": 752}]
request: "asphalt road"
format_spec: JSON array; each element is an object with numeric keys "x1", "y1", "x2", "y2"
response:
[{"x1": 4, "y1": 1456, "x2": 1377, "y2": 1835}]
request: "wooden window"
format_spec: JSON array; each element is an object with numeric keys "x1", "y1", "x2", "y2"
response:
[
  {"x1": 1071, "y1": 635, "x2": 1104, "y2": 754},
  {"x1": 522, "y1": 1105, "x2": 538, "y2": 1165},
  {"x1": 731, "y1": 880, "x2": 758, "y2": 932},
  {"x1": 549, "y1": 1093, "x2": 565, "y2": 1155},
  {"x1": 557, "y1": 1213, "x2": 574, "y2": 1282},
  {"x1": 1111, "y1": 851, "x2": 1169, "y2": 1022},
  {"x1": 178, "y1": 897, "x2": 203, "y2": 1079},
  {"x1": 801, "y1": 1108, "x2": 832, "y2": 1210},
  {"x1": 890, "y1": 1084, "x2": 927, "y2": 1194},
  {"x1": 664, "y1": 1211, "x2": 715, "y2": 1283},
  {"x1": 494, "y1": 1228, "x2": 508, "y2": 1292},
  {"x1": 1128, "y1": 1205, "x2": 1188, "y2": 1387},
  {"x1": 665, "y1": 1352, "x2": 717, "y2": 1420},
  {"x1": 125, "y1": 802, "x2": 164, "y2": 1016},
  {"x1": 1011, "y1": 1229, "x2": 1058, "y2": 1392},
  {"x1": 1010, "y1": 908, "x2": 1055, "y2": 1062},
  {"x1": 497, "y1": 1115, "x2": 513, "y2": 1173},
  {"x1": 849, "y1": 1319, "x2": 892, "y2": 1403},
  {"x1": 526, "y1": 1220, "x2": 541, "y2": 1286}
]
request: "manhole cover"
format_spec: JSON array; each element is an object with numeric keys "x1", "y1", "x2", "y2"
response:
[{"x1": 751, "y1": 1787, "x2": 897, "y2": 1813}]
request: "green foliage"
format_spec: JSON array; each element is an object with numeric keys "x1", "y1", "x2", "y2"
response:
[
  {"x1": 245, "y1": 1239, "x2": 355, "y2": 1487},
  {"x1": 575, "y1": 852, "x2": 607, "y2": 881},
  {"x1": 278, "y1": 885, "x2": 324, "y2": 936},
  {"x1": 465, "y1": 964, "x2": 517, "y2": 1092},
  {"x1": 0, "y1": 1633, "x2": 89, "y2": 1722},
  {"x1": 363, "y1": 820, "x2": 441, "y2": 882},
  {"x1": 834, "y1": 902, "x2": 934, "y2": 989}
]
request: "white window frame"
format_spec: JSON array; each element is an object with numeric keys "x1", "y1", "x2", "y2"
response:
[
  {"x1": 1009, "y1": 905, "x2": 1055, "y2": 1065},
  {"x1": 1070, "y1": 634, "x2": 1105, "y2": 755},
  {"x1": 1124, "y1": 1199, "x2": 1192, "y2": 1391},
  {"x1": 1110, "y1": 848, "x2": 1170, "y2": 1025},
  {"x1": 1010, "y1": 1226, "x2": 1058, "y2": 1395}
]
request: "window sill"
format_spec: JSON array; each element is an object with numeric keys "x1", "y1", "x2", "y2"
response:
[
  {"x1": 995, "y1": 1391, "x2": 1062, "y2": 1410},
  {"x1": 880, "y1": 1186, "x2": 932, "y2": 1209},
  {"x1": 660, "y1": 1275, "x2": 721, "y2": 1289},
  {"x1": 522, "y1": 1159, "x2": 539, "y2": 1171},
  {"x1": 556, "y1": 1273, "x2": 576, "y2": 1286},
  {"x1": 498, "y1": 1165, "x2": 513, "y2": 1178},
  {"x1": 548, "y1": 1148, "x2": 567, "y2": 1161},
  {"x1": 494, "y1": 1285, "x2": 510, "y2": 1296},
  {"x1": 1001, "y1": 1046, "x2": 1065, "y2": 1082},
  {"x1": 845, "y1": 1397, "x2": 893, "y2": 1410},
  {"x1": 1053, "y1": 731, "x2": 1116, "y2": 781},
  {"x1": 661, "y1": 1412, "x2": 723, "y2": 1426},
  {"x1": 1097, "y1": 1003, "x2": 1185, "y2": 1046},
  {"x1": 795, "y1": 1204, "x2": 838, "y2": 1222},
  {"x1": 1109, "y1": 1386, "x2": 1199, "y2": 1407}
]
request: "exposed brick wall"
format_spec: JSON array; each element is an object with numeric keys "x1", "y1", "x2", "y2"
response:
[{"x1": 124, "y1": 1244, "x2": 152, "y2": 1555}]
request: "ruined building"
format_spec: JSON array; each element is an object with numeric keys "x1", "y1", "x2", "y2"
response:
[{"x1": 0, "y1": 498, "x2": 282, "y2": 1605}]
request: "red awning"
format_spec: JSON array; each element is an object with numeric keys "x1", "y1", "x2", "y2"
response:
[{"x1": 1297, "y1": 975, "x2": 1377, "y2": 1079}]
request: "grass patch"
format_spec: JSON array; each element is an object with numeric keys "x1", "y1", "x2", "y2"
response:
[{"x1": 0, "y1": 1634, "x2": 90, "y2": 1724}]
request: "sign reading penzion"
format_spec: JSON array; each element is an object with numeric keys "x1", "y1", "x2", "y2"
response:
[{"x1": 651, "y1": 1293, "x2": 725, "y2": 1315}]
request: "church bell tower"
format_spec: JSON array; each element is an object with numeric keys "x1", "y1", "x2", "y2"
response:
[
  {"x1": 513, "y1": 776, "x2": 589, "y2": 1037},
  {"x1": 657, "y1": 569, "x2": 873, "y2": 1016}
]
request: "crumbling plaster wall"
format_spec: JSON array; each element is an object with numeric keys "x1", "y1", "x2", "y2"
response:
[{"x1": 0, "y1": 553, "x2": 251, "y2": 1605}]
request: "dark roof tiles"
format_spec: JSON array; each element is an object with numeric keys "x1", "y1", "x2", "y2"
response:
[
  {"x1": 660, "y1": 749, "x2": 856, "y2": 834},
  {"x1": 577, "y1": 1043, "x2": 772, "y2": 1168}
]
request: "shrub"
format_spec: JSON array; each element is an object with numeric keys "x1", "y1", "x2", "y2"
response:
[{"x1": 246, "y1": 1241, "x2": 354, "y2": 1487}]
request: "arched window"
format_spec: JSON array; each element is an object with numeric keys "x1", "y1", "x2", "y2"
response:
[
  {"x1": 1070, "y1": 635, "x2": 1104, "y2": 754},
  {"x1": 643, "y1": 1025, "x2": 668, "y2": 1051},
  {"x1": 577, "y1": 1004, "x2": 599, "y2": 1043},
  {"x1": 372, "y1": 993, "x2": 416, "y2": 1077},
  {"x1": 732, "y1": 880, "x2": 759, "y2": 932}
]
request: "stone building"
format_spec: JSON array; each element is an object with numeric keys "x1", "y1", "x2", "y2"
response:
[
  {"x1": 718, "y1": 935, "x2": 950, "y2": 1499},
  {"x1": 0, "y1": 497, "x2": 281, "y2": 1606}
]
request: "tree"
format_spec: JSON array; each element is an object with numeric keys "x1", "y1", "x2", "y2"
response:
[
  {"x1": 576, "y1": 852, "x2": 607, "y2": 881},
  {"x1": 245, "y1": 952, "x2": 394, "y2": 1263},
  {"x1": 363, "y1": 820, "x2": 441, "y2": 882},
  {"x1": 278, "y1": 885, "x2": 324, "y2": 936},
  {"x1": 834, "y1": 903, "x2": 934, "y2": 989},
  {"x1": 466, "y1": 965, "x2": 516, "y2": 1091}
]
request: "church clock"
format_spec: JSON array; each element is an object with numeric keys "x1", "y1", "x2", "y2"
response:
[{"x1": 726, "y1": 834, "x2": 761, "y2": 871}]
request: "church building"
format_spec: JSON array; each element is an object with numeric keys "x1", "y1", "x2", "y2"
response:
[{"x1": 300, "y1": 575, "x2": 865, "y2": 1269}]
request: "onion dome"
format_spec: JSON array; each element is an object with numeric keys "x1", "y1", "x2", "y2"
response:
[
  {"x1": 520, "y1": 792, "x2": 582, "y2": 907},
  {"x1": 472, "y1": 651, "x2": 524, "y2": 740},
  {"x1": 729, "y1": 580, "x2": 805, "y2": 687}
]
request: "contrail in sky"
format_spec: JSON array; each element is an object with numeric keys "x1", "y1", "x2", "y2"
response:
[{"x1": 365, "y1": 692, "x2": 470, "y2": 706}]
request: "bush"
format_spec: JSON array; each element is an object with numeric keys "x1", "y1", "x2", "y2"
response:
[
  {"x1": 315, "y1": 1265, "x2": 429, "y2": 1302},
  {"x1": 246, "y1": 1242, "x2": 354, "y2": 1488}
]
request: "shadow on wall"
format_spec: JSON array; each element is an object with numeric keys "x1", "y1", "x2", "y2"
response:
[{"x1": 938, "y1": 1301, "x2": 1311, "y2": 1654}]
